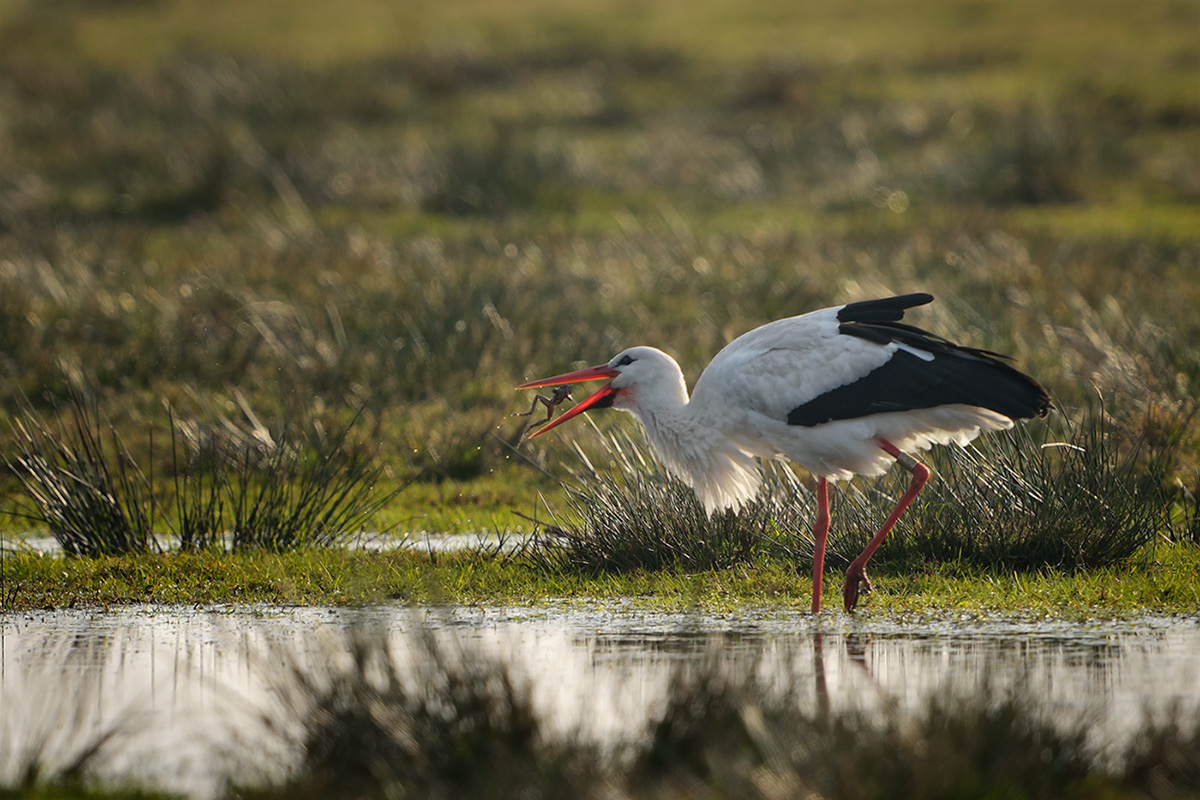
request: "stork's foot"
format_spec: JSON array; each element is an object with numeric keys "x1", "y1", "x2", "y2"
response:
[{"x1": 842, "y1": 566, "x2": 873, "y2": 612}]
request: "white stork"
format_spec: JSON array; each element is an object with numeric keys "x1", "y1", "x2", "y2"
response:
[{"x1": 517, "y1": 293, "x2": 1051, "y2": 612}]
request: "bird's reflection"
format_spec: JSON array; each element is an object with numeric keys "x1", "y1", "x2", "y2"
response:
[
  {"x1": 844, "y1": 631, "x2": 870, "y2": 670},
  {"x1": 812, "y1": 629, "x2": 882, "y2": 716},
  {"x1": 813, "y1": 630, "x2": 829, "y2": 717}
]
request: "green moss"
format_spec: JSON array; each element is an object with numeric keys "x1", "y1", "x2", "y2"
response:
[{"x1": 3, "y1": 543, "x2": 1198, "y2": 617}]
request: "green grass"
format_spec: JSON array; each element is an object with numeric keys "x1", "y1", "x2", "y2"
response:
[
  {"x1": 4, "y1": 390, "x2": 404, "y2": 553},
  {"x1": 2, "y1": 4, "x2": 1198, "y2": 797},
  {"x1": 8, "y1": 388, "x2": 156, "y2": 557},
  {"x1": 3, "y1": 542, "x2": 1198, "y2": 617},
  {"x1": 527, "y1": 408, "x2": 1187, "y2": 580},
  {"x1": 0, "y1": 0, "x2": 1197, "y2": 587}
]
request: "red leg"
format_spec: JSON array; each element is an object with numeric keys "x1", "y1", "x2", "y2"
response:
[
  {"x1": 811, "y1": 477, "x2": 830, "y2": 613},
  {"x1": 842, "y1": 439, "x2": 930, "y2": 612}
]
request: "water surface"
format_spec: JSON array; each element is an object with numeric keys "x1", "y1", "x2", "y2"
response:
[{"x1": 3, "y1": 605, "x2": 1197, "y2": 796}]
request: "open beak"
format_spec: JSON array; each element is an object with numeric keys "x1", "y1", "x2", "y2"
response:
[{"x1": 516, "y1": 363, "x2": 620, "y2": 438}]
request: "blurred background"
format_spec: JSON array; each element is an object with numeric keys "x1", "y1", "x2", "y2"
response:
[{"x1": 0, "y1": 0, "x2": 1197, "y2": 532}]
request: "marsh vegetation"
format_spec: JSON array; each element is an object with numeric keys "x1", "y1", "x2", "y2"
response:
[
  {"x1": 1, "y1": 3, "x2": 1197, "y2": 544},
  {"x1": 1, "y1": 0, "x2": 1198, "y2": 793},
  {"x1": 0, "y1": 0, "x2": 1197, "y2": 608}
]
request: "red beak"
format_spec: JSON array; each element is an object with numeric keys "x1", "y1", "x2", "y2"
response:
[{"x1": 516, "y1": 363, "x2": 620, "y2": 438}]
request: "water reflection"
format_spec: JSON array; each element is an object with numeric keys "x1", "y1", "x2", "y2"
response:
[{"x1": 1, "y1": 606, "x2": 1197, "y2": 796}]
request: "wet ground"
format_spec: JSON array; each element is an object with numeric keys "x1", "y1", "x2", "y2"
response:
[
  {"x1": 9, "y1": 531, "x2": 531, "y2": 554},
  {"x1": 2, "y1": 604, "x2": 1198, "y2": 796}
]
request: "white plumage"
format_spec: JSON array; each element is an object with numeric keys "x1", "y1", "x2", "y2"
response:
[{"x1": 518, "y1": 293, "x2": 1050, "y2": 612}]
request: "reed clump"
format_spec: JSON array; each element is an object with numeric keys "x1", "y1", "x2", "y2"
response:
[
  {"x1": 244, "y1": 624, "x2": 604, "y2": 800},
  {"x1": 536, "y1": 402, "x2": 1183, "y2": 576},
  {"x1": 8, "y1": 387, "x2": 155, "y2": 557},
  {"x1": 526, "y1": 428, "x2": 815, "y2": 574},
  {"x1": 6, "y1": 388, "x2": 398, "y2": 554},
  {"x1": 242, "y1": 626, "x2": 1200, "y2": 800},
  {"x1": 839, "y1": 405, "x2": 1178, "y2": 570}
]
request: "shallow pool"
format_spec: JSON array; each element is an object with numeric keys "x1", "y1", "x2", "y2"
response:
[{"x1": 3, "y1": 604, "x2": 1198, "y2": 796}]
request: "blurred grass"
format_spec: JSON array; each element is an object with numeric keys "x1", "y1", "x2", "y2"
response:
[
  {"x1": 0, "y1": 0, "x2": 1197, "y2": 540},
  {"x1": 4, "y1": 0, "x2": 1197, "y2": 87},
  {"x1": 248, "y1": 621, "x2": 1199, "y2": 800},
  {"x1": 6, "y1": 616, "x2": 1200, "y2": 798}
]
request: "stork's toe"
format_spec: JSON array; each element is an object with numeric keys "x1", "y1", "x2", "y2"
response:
[{"x1": 843, "y1": 568, "x2": 873, "y2": 612}]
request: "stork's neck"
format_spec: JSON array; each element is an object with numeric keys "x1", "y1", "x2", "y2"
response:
[
  {"x1": 614, "y1": 366, "x2": 692, "y2": 443},
  {"x1": 617, "y1": 375, "x2": 762, "y2": 515}
]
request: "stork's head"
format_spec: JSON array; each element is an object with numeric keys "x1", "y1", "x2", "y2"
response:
[{"x1": 516, "y1": 346, "x2": 687, "y2": 438}]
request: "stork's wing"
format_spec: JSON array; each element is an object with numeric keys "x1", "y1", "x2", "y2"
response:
[{"x1": 692, "y1": 294, "x2": 1050, "y2": 426}]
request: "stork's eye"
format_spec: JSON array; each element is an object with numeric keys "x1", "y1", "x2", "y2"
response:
[{"x1": 614, "y1": 354, "x2": 636, "y2": 367}]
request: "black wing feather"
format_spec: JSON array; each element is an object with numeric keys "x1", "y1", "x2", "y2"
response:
[
  {"x1": 836, "y1": 293, "x2": 933, "y2": 324},
  {"x1": 789, "y1": 297, "x2": 1051, "y2": 427}
]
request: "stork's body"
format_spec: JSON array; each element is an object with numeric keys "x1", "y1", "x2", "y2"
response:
[{"x1": 518, "y1": 293, "x2": 1050, "y2": 612}]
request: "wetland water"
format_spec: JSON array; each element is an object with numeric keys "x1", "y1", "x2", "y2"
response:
[{"x1": 2, "y1": 605, "x2": 1199, "y2": 796}]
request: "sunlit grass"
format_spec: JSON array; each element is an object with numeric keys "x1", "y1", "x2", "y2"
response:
[
  {"x1": 8, "y1": 388, "x2": 156, "y2": 557},
  {"x1": 0, "y1": 0, "x2": 1196, "y2": 558},
  {"x1": 524, "y1": 404, "x2": 1187, "y2": 585},
  {"x1": 3, "y1": 542, "x2": 1198, "y2": 616},
  {"x1": 0, "y1": 3, "x2": 1197, "y2": 796},
  {"x1": 4, "y1": 390, "x2": 404, "y2": 554},
  {"x1": 6, "y1": 0, "x2": 1196, "y2": 97}
]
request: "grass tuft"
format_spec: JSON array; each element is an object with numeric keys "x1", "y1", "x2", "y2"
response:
[
  {"x1": 218, "y1": 623, "x2": 1200, "y2": 799},
  {"x1": 5, "y1": 387, "x2": 400, "y2": 555},
  {"x1": 8, "y1": 619, "x2": 1199, "y2": 798},
  {"x1": 225, "y1": 408, "x2": 398, "y2": 552},
  {"x1": 246, "y1": 621, "x2": 601, "y2": 800},
  {"x1": 837, "y1": 405, "x2": 1179, "y2": 571},
  {"x1": 527, "y1": 428, "x2": 813, "y2": 574},
  {"x1": 7, "y1": 387, "x2": 157, "y2": 557},
  {"x1": 171, "y1": 402, "x2": 405, "y2": 552},
  {"x1": 1167, "y1": 470, "x2": 1200, "y2": 544},
  {"x1": 531, "y1": 402, "x2": 1184, "y2": 578}
]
